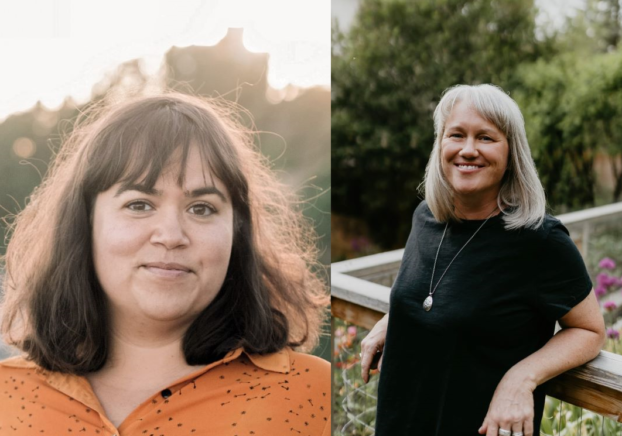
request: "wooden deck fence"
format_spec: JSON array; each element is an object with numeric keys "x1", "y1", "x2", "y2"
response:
[{"x1": 331, "y1": 202, "x2": 622, "y2": 422}]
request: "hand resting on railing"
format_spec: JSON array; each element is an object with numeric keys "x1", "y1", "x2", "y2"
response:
[{"x1": 360, "y1": 313, "x2": 388, "y2": 383}]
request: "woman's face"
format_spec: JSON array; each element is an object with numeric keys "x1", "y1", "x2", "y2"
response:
[
  {"x1": 441, "y1": 101, "x2": 509, "y2": 205},
  {"x1": 92, "y1": 146, "x2": 234, "y2": 327}
]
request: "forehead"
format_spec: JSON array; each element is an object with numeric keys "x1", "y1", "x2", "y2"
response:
[
  {"x1": 445, "y1": 101, "x2": 499, "y2": 130},
  {"x1": 84, "y1": 100, "x2": 242, "y2": 201},
  {"x1": 121, "y1": 145, "x2": 229, "y2": 197}
]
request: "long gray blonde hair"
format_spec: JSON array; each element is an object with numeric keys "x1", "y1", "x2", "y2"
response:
[{"x1": 423, "y1": 84, "x2": 546, "y2": 229}]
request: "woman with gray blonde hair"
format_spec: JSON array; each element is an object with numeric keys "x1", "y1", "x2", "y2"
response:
[{"x1": 360, "y1": 84, "x2": 604, "y2": 436}]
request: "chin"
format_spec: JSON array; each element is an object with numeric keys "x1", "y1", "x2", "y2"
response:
[
  {"x1": 452, "y1": 185, "x2": 483, "y2": 197},
  {"x1": 137, "y1": 300, "x2": 200, "y2": 323}
]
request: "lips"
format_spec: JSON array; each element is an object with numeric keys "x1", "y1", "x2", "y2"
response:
[
  {"x1": 142, "y1": 262, "x2": 193, "y2": 274},
  {"x1": 455, "y1": 163, "x2": 484, "y2": 168},
  {"x1": 454, "y1": 163, "x2": 484, "y2": 172}
]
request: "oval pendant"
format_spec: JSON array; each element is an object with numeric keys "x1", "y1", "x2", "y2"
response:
[{"x1": 423, "y1": 296, "x2": 433, "y2": 311}]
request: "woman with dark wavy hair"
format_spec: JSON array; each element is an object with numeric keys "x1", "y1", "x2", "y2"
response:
[{"x1": 0, "y1": 93, "x2": 330, "y2": 435}]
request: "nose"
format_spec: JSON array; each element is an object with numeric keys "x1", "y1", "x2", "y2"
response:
[
  {"x1": 149, "y1": 209, "x2": 190, "y2": 249},
  {"x1": 459, "y1": 136, "x2": 479, "y2": 158}
]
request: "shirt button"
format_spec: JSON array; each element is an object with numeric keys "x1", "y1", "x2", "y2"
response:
[{"x1": 161, "y1": 388, "x2": 172, "y2": 399}]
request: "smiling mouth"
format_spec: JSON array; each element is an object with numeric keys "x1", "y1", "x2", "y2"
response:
[
  {"x1": 455, "y1": 164, "x2": 484, "y2": 171},
  {"x1": 455, "y1": 164, "x2": 483, "y2": 170}
]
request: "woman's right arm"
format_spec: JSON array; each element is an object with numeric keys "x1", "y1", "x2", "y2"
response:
[{"x1": 360, "y1": 314, "x2": 389, "y2": 383}]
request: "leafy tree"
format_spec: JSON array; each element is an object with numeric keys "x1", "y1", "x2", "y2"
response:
[
  {"x1": 332, "y1": 0, "x2": 549, "y2": 247},
  {"x1": 561, "y1": 51, "x2": 622, "y2": 202},
  {"x1": 512, "y1": 54, "x2": 597, "y2": 211}
]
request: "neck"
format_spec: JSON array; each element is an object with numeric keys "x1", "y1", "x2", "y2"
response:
[
  {"x1": 89, "y1": 316, "x2": 199, "y2": 391},
  {"x1": 453, "y1": 196, "x2": 500, "y2": 220}
]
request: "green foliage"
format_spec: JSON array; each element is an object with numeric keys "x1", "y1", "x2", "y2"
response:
[
  {"x1": 515, "y1": 49, "x2": 622, "y2": 208},
  {"x1": 332, "y1": 0, "x2": 549, "y2": 247},
  {"x1": 332, "y1": 319, "x2": 377, "y2": 436},
  {"x1": 541, "y1": 397, "x2": 622, "y2": 435},
  {"x1": 512, "y1": 54, "x2": 596, "y2": 211},
  {"x1": 563, "y1": 51, "x2": 622, "y2": 201}
]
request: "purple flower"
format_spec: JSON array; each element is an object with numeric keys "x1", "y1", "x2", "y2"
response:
[
  {"x1": 607, "y1": 328, "x2": 620, "y2": 340},
  {"x1": 603, "y1": 300, "x2": 617, "y2": 312},
  {"x1": 597, "y1": 273, "x2": 617, "y2": 288},
  {"x1": 347, "y1": 326, "x2": 357, "y2": 336},
  {"x1": 595, "y1": 286, "x2": 607, "y2": 299},
  {"x1": 599, "y1": 257, "x2": 616, "y2": 270}
]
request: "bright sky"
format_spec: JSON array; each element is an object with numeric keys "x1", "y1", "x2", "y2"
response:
[{"x1": 0, "y1": 0, "x2": 330, "y2": 121}]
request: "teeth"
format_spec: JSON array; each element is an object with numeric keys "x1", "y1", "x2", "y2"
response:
[{"x1": 457, "y1": 165, "x2": 480, "y2": 169}]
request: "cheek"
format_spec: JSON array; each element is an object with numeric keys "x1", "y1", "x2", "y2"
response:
[
  {"x1": 92, "y1": 218, "x2": 147, "y2": 274},
  {"x1": 440, "y1": 145, "x2": 454, "y2": 174},
  {"x1": 497, "y1": 147, "x2": 510, "y2": 173},
  {"x1": 440, "y1": 141, "x2": 457, "y2": 161},
  {"x1": 195, "y1": 225, "x2": 234, "y2": 268}
]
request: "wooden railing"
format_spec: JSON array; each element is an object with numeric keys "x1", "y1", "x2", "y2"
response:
[{"x1": 331, "y1": 202, "x2": 622, "y2": 421}]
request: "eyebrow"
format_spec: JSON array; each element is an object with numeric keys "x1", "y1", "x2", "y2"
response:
[
  {"x1": 445, "y1": 126, "x2": 500, "y2": 135},
  {"x1": 115, "y1": 184, "x2": 227, "y2": 202}
]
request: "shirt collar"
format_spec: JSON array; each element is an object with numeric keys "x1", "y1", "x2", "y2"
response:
[
  {"x1": 0, "y1": 347, "x2": 292, "y2": 374},
  {"x1": 0, "y1": 355, "x2": 37, "y2": 368},
  {"x1": 243, "y1": 348, "x2": 291, "y2": 374}
]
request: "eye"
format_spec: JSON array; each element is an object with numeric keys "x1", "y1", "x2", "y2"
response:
[
  {"x1": 188, "y1": 203, "x2": 216, "y2": 217},
  {"x1": 480, "y1": 136, "x2": 493, "y2": 141},
  {"x1": 126, "y1": 201, "x2": 154, "y2": 212}
]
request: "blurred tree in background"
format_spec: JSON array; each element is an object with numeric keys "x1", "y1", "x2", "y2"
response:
[{"x1": 332, "y1": 0, "x2": 622, "y2": 253}]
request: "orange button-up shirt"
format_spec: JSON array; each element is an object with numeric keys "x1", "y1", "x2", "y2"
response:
[{"x1": 0, "y1": 348, "x2": 330, "y2": 436}]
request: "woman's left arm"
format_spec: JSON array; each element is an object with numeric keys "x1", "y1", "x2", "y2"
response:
[{"x1": 479, "y1": 290, "x2": 606, "y2": 436}]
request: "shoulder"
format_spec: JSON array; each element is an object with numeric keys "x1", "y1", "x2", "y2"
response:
[
  {"x1": 286, "y1": 349, "x2": 331, "y2": 377},
  {"x1": 414, "y1": 200, "x2": 430, "y2": 218},
  {"x1": 529, "y1": 215, "x2": 577, "y2": 253},
  {"x1": 411, "y1": 200, "x2": 434, "y2": 227},
  {"x1": 281, "y1": 351, "x2": 331, "y2": 422},
  {"x1": 525, "y1": 214, "x2": 588, "y2": 283},
  {"x1": 242, "y1": 349, "x2": 331, "y2": 434},
  {"x1": 0, "y1": 355, "x2": 48, "y2": 390},
  {"x1": 243, "y1": 348, "x2": 330, "y2": 388},
  {"x1": 0, "y1": 356, "x2": 52, "y2": 395},
  {"x1": 538, "y1": 214, "x2": 568, "y2": 237},
  {"x1": 510, "y1": 213, "x2": 569, "y2": 243},
  {"x1": 282, "y1": 350, "x2": 330, "y2": 408}
]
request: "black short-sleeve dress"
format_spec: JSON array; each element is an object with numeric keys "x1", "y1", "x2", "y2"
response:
[{"x1": 375, "y1": 201, "x2": 593, "y2": 436}]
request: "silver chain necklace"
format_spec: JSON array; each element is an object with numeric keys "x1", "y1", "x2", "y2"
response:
[{"x1": 423, "y1": 206, "x2": 499, "y2": 312}]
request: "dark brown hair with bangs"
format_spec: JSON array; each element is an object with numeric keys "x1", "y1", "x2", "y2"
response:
[{"x1": 1, "y1": 93, "x2": 328, "y2": 374}]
